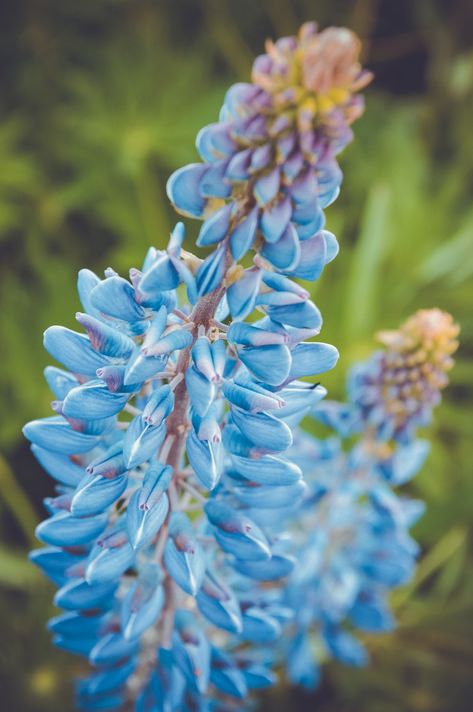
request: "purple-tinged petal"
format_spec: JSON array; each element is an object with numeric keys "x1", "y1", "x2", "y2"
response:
[
  {"x1": 205, "y1": 500, "x2": 271, "y2": 561},
  {"x1": 250, "y1": 144, "x2": 272, "y2": 173},
  {"x1": 76, "y1": 313, "x2": 135, "y2": 359},
  {"x1": 196, "y1": 123, "x2": 236, "y2": 162},
  {"x1": 138, "y1": 465, "x2": 172, "y2": 510},
  {"x1": 86, "y1": 443, "x2": 126, "y2": 478},
  {"x1": 226, "y1": 148, "x2": 252, "y2": 182}
]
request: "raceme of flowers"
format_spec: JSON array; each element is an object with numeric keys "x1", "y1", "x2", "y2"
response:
[
  {"x1": 24, "y1": 20, "x2": 457, "y2": 712},
  {"x1": 24, "y1": 21, "x2": 372, "y2": 711},
  {"x1": 276, "y1": 309, "x2": 459, "y2": 688}
]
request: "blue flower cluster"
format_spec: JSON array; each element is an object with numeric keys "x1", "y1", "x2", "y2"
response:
[
  {"x1": 22, "y1": 15, "x2": 459, "y2": 708},
  {"x1": 271, "y1": 309, "x2": 458, "y2": 688}
]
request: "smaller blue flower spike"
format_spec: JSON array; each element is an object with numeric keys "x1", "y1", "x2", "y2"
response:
[{"x1": 265, "y1": 309, "x2": 458, "y2": 689}]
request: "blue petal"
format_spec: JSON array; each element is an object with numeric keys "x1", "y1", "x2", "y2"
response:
[
  {"x1": 77, "y1": 268, "x2": 102, "y2": 319},
  {"x1": 266, "y1": 300, "x2": 322, "y2": 330},
  {"x1": 229, "y1": 206, "x2": 259, "y2": 261},
  {"x1": 240, "y1": 607, "x2": 281, "y2": 643},
  {"x1": 286, "y1": 231, "x2": 327, "y2": 281},
  {"x1": 186, "y1": 429, "x2": 223, "y2": 490},
  {"x1": 89, "y1": 633, "x2": 139, "y2": 666},
  {"x1": 139, "y1": 253, "x2": 180, "y2": 295},
  {"x1": 260, "y1": 197, "x2": 291, "y2": 243},
  {"x1": 253, "y1": 167, "x2": 280, "y2": 206},
  {"x1": 205, "y1": 500, "x2": 270, "y2": 561},
  {"x1": 233, "y1": 553, "x2": 295, "y2": 580},
  {"x1": 86, "y1": 541, "x2": 135, "y2": 584},
  {"x1": 29, "y1": 547, "x2": 82, "y2": 585},
  {"x1": 199, "y1": 159, "x2": 232, "y2": 198},
  {"x1": 197, "y1": 204, "x2": 232, "y2": 246},
  {"x1": 126, "y1": 488, "x2": 169, "y2": 550},
  {"x1": 31, "y1": 445, "x2": 85, "y2": 487},
  {"x1": 90, "y1": 276, "x2": 145, "y2": 323},
  {"x1": 231, "y1": 480, "x2": 306, "y2": 509},
  {"x1": 261, "y1": 223, "x2": 301, "y2": 271},
  {"x1": 141, "y1": 328, "x2": 192, "y2": 357},
  {"x1": 164, "y1": 512, "x2": 205, "y2": 596},
  {"x1": 44, "y1": 367, "x2": 79, "y2": 400},
  {"x1": 222, "y1": 380, "x2": 283, "y2": 413},
  {"x1": 227, "y1": 267, "x2": 262, "y2": 320},
  {"x1": 63, "y1": 381, "x2": 129, "y2": 420},
  {"x1": 227, "y1": 321, "x2": 287, "y2": 347},
  {"x1": 185, "y1": 365, "x2": 215, "y2": 417},
  {"x1": 120, "y1": 566, "x2": 165, "y2": 640},
  {"x1": 172, "y1": 611, "x2": 211, "y2": 694},
  {"x1": 226, "y1": 147, "x2": 252, "y2": 181},
  {"x1": 166, "y1": 164, "x2": 208, "y2": 218},
  {"x1": 54, "y1": 578, "x2": 117, "y2": 611},
  {"x1": 86, "y1": 443, "x2": 126, "y2": 478},
  {"x1": 210, "y1": 648, "x2": 247, "y2": 698},
  {"x1": 36, "y1": 511, "x2": 108, "y2": 547},
  {"x1": 197, "y1": 572, "x2": 242, "y2": 634},
  {"x1": 44, "y1": 326, "x2": 110, "y2": 376},
  {"x1": 196, "y1": 123, "x2": 236, "y2": 162},
  {"x1": 48, "y1": 611, "x2": 105, "y2": 637},
  {"x1": 71, "y1": 473, "x2": 128, "y2": 517},
  {"x1": 231, "y1": 407, "x2": 292, "y2": 452},
  {"x1": 24, "y1": 417, "x2": 101, "y2": 454},
  {"x1": 237, "y1": 344, "x2": 291, "y2": 386},
  {"x1": 124, "y1": 347, "x2": 168, "y2": 386},
  {"x1": 196, "y1": 245, "x2": 226, "y2": 297},
  {"x1": 322, "y1": 626, "x2": 368, "y2": 666},
  {"x1": 289, "y1": 342, "x2": 339, "y2": 379},
  {"x1": 142, "y1": 385, "x2": 174, "y2": 426},
  {"x1": 229, "y1": 453, "x2": 301, "y2": 485},
  {"x1": 123, "y1": 418, "x2": 167, "y2": 469}
]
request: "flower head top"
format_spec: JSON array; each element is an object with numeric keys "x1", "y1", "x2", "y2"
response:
[
  {"x1": 348, "y1": 309, "x2": 459, "y2": 441},
  {"x1": 252, "y1": 22, "x2": 372, "y2": 128},
  {"x1": 167, "y1": 23, "x2": 371, "y2": 275}
]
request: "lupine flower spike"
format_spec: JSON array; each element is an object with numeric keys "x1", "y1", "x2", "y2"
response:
[
  {"x1": 278, "y1": 309, "x2": 459, "y2": 687},
  {"x1": 24, "y1": 21, "x2": 373, "y2": 711}
]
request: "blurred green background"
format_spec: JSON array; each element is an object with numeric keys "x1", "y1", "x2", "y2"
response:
[{"x1": 0, "y1": 1, "x2": 472, "y2": 710}]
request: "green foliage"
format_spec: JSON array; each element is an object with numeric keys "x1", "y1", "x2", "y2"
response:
[{"x1": 0, "y1": 1, "x2": 472, "y2": 711}]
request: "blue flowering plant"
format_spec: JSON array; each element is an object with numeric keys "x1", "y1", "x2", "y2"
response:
[
  {"x1": 23, "y1": 19, "x2": 457, "y2": 711},
  {"x1": 278, "y1": 309, "x2": 459, "y2": 688}
]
